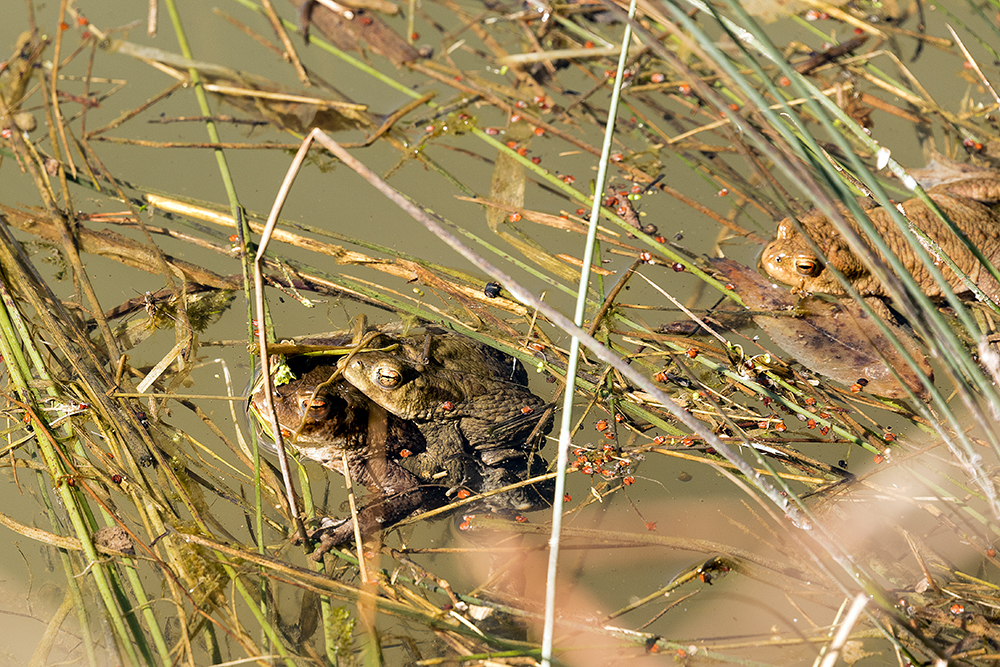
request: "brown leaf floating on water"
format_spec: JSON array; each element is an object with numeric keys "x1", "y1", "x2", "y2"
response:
[
  {"x1": 710, "y1": 258, "x2": 932, "y2": 400},
  {"x1": 293, "y1": 0, "x2": 419, "y2": 66}
]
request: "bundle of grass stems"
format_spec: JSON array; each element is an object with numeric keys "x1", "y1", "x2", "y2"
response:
[{"x1": 3, "y1": 0, "x2": 1000, "y2": 664}]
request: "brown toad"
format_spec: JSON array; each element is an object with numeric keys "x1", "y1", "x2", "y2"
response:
[
  {"x1": 340, "y1": 331, "x2": 554, "y2": 513},
  {"x1": 248, "y1": 330, "x2": 553, "y2": 557},
  {"x1": 249, "y1": 355, "x2": 456, "y2": 556},
  {"x1": 760, "y1": 177, "x2": 1000, "y2": 301}
]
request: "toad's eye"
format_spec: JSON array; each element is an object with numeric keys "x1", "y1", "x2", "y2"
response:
[
  {"x1": 795, "y1": 258, "x2": 822, "y2": 277},
  {"x1": 373, "y1": 364, "x2": 402, "y2": 388},
  {"x1": 298, "y1": 395, "x2": 328, "y2": 413}
]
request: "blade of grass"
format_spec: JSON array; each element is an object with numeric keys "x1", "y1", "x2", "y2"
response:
[{"x1": 542, "y1": 4, "x2": 636, "y2": 659}]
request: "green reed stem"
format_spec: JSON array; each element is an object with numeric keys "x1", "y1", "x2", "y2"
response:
[{"x1": 542, "y1": 4, "x2": 635, "y2": 663}]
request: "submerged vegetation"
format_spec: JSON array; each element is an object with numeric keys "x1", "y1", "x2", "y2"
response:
[{"x1": 4, "y1": 0, "x2": 1000, "y2": 664}]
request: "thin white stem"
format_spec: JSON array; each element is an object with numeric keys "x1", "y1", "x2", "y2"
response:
[
  {"x1": 252, "y1": 128, "x2": 325, "y2": 539},
  {"x1": 542, "y1": 2, "x2": 637, "y2": 663},
  {"x1": 817, "y1": 594, "x2": 868, "y2": 667}
]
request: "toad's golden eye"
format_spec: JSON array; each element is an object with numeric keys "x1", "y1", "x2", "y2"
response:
[
  {"x1": 301, "y1": 396, "x2": 327, "y2": 411},
  {"x1": 373, "y1": 364, "x2": 402, "y2": 388},
  {"x1": 795, "y1": 258, "x2": 822, "y2": 277},
  {"x1": 297, "y1": 395, "x2": 329, "y2": 416}
]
